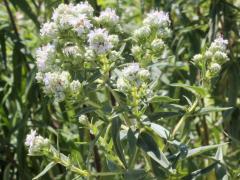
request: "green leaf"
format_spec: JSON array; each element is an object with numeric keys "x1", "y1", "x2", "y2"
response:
[
  {"x1": 170, "y1": 83, "x2": 207, "y2": 97},
  {"x1": 144, "y1": 122, "x2": 170, "y2": 139},
  {"x1": 149, "y1": 96, "x2": 179, "y2": 103},
  {"x1": 112, "y1": 118, "x2": 127, "y2": 168},
  {"x1": 33, "y1": 162, "x2": 56, "y2": 180},
  {"x1": 9, "y1": 0, "x2": 40, "y2": 28},
  {"x1": 137, "y1": 132, "x2": 172, "y2": 172},
  {"x1": 187, "y1": 143, "x2": 227, "y2": 158},
  {"x1": 183, "y1": 162, "x2": 218, "y2": 180},
  {"x1": 148, "y1": 111, "x2": 183, "y2": 120},
  {"x1": 195, "y1": 107, "x2": 232, "y2": 116}
]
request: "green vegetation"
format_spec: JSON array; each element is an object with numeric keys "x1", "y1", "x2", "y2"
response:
[{"x1": 0, "y1": 0, "x2": 240, "y2": 179}]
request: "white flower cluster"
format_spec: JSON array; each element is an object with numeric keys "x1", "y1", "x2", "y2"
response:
[
  {"x1": 143, "y1": 10, "x2": 170, "y2": 29},
  {"x1": 132, "y1": 10, "x2": 170, "y2": 64},
  {"x1": 193, "y1": 36, "x2": 229, "y2": 78},
  {"x1": 37, "y1": 2, "x2": 121, "y2": 102},
  {"x1": 51, "y1": 2, "x2": 93, "y2": 33},
  {"x1": 96, "y1": 8, "x2": 119, "y2": 26},
  {"x1": 36, "y1": 44, "x2": 55, "y2": 72},
  {"x1": 116, "y1": 63, "x2": 151, "y2": 93},
  {"x1": 88, "y1": 28, "x2": 113, "y2": 54},
  {"x1": 25, "y1": 130, "x2": 49, "y2": 155}
]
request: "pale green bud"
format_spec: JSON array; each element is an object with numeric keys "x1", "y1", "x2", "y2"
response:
[
  {"x1": 151, "y1": 38, "x2": 165, "y2": 52},
  {"x1": 78, "y1": 115, "x2": 89, "y2": 125},
  {"x1": 206, "y1": 63, "x2": 221, "y2": 78},
  {"x1": 134, "y1": 26, "x2": 151, "y2": 40},
  {"x1": 192, "y1": 54, "x2": 203, "y2": 67},
  {"x1": 131, "y1": 46, "x2": 142, "y2": 58}
]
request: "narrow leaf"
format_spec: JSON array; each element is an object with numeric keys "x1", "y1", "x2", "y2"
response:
[
  {"x1": 33, "y1": 162, "x2": 56, "y2": 180},
  {"x1": 187, "y1": 143, "x2": 227, "y2": 158},
  {"x1": 112, "y1": 118, "x2": 127, "y2": 168},
  {"x1": 171, "y1": 83, "x2": 207, "y2": 97},
  {"x1": 137, "y1": 132, "x2": 172, "y2": 172}
]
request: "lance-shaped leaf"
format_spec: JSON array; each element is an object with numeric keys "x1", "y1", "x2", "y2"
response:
[
  {"x1": 33, "y1": 162, "x2": 56, "y2": 180},
  {"x1": 137, "y1": 131, "x2": 172, "y2": 173},
  {"x1": 194, "y1": 106, "x2": 232, "y2": 116},
  {"x1": 171, "y1": 83, "x2": 207, "y2": 97},
  {"x1": 182, "y1": 162, "x2": 218, "y2": 180},
  {"x1": 149, "y1": 96, "x2": 179, "y2": 103},
  {"x1": 112, "y1": 118, "x2": 127, "y2": 168},
  {"x1": 144, "y1": 122, "x2": 170, "y2": 139},
  {"x1": 186, "y1": 143, "x2": 227, "y2": 158}
]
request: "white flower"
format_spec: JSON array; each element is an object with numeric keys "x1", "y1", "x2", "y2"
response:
[
  {"x1": 192, "y1": 54, "x2": 203, "y2": 64},
  {"x1": 68, "y1": 14, "x2": 92, "y2": 36},
  {"x1": 87, "y1": 28, "x2": 113, "y2": 54},
  {"x1": 97, "y1": 8, "x2": 119, "y2": 25},
  {"x1": 42, "y1": 71, "x2": 70, "y2": 101},
  {"x1": 213, "y1": 51, "x2": 229, "y2": 63},
  {"x1": 138, "y1": 69, "x2": 150, "y2": 79},
  {"x1": 36, "y1": 72, "x2": 43, "y2": 82},
  {"x1": 116, "y1": 77, "x2": 128, "y2": 90},
  {"x1": 209, "y1": 36, "x2": 228, "y2": 52},
  {"x1": 108, "y1": 35, "x2": 119, "y2": 47},
  {"x1": 143, "y1": 10, "x2": 170, "y2": 29},
  {"x1": 78, "y1": 115, "x2": 89, "y2": 125},
  {"x1": 131, "y1": 46, "x2": 142, "y2": 57},
  {"x1": 122, "y1": 63, "x2": 140, "y2": 77},
  {"x1": 63, "y1": 45, "x2": 80, "y2": 57},
  {"x1": 25, "y1": 130, "x2": 37, "y2": 148},
  {"x1": 36, "y1": 44, "x2": 55, "y2": 72},
  {"x1": 52, "y1": 4, "x2": 74, "y2": 28},
  {"x1": 40, "y1": 21, "x2": 58, "y2": 38},
  {"x1": 74, "y1": 2, "x2": 94, "y2": 17},
  {"x1": 70, "y1": 80, "x2": 81, "y2": 93},
  {"x1": 133, "y1": 26, "x2": 151, "y2": 40},
  {"x1": 151, "y1": 38, "x2": 165, "y2": 51},
  {"x1": 25, "y1": 130, "x2": 49, "y2": 155}
]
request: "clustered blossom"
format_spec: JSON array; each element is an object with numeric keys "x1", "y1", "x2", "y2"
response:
[
  {"x1": 193, "y1": 36, "x2": 229, "y2": 78},
  {"x1": 87, "y1": 28, "x2": 113, "y2": 54},
  {"x1": 36, "y1": 44, "x2": 55, "y2": 72},
  {"x1": 131, "y1": 10, "x2": 170, "y2": 65},
  {"x1": 96, "y1": 8, "x2": 120, "y2": 26},
  {"x1": 143, "y1": 10, "x2": 170, "y2": 29},
  {"x1": 51, "y1": 2, "x2": 93, "y2": 30},
  {"x1": 37, "y1": 2, "x2": 121, "y2": 102},
  {"x1": 116, "y1": 63, "x2": 151, "y2": 93},
  {"x1": 115, "y1": 63, "x2": 153, "y2": 117},
  {"x1": 25, "y1": 130, "x2": 49, "y2": 155},
  {"x1": 40, "y1": 21, "x2": 58, "y2": 38}
]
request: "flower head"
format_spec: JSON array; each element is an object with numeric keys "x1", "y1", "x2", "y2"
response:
[
  {"x1": 36, "y1": 44, "x2": 55, "y2": 72},
  {"x1": 68, "y1": 14, "x2": 92, "y2": 36},
  {"x1": 143, "y1": 10, "x2": 170, "y2": 29},
  {"x1": 25, "y1": 130, "x2": 49, "y2": 155},
  {"x1": 87, "y1": 28, "x2": 113, "y2": 54},
  {"x1": 97, "y1": 8, "x2": 119, "y2": 26},
  {"x1": 40, "y1": 21, "x2": 58, "y2": 38}
]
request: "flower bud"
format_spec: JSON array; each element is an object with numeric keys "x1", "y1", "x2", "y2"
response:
[
  {"x1": 192, "y1": 54, "x2": 203, "y2": 67},
  {"x1": 78, "y1": 115, "x2": 89, "y2": 125},
  {"x1": 131, "y1": 46, "x2": 142, "y2": 58},
  {"x1": 133, "y1": 26, "x2": 151, "y2": 40},
  {"x1": 151, "y1": 38, "x2": 165, "y2": 52},
  {"x1": 70, "y1": 80, "x2": 81, "y2": 94},
  {"x1": 25, "y1": 130, "x2": 50, "y2": 155},
  {"x1": 213, "y1": 51, "x2": 229, "y2": 65},
  {"x1": 206, "y1": 63, "x2": 221, "y2": 78}
]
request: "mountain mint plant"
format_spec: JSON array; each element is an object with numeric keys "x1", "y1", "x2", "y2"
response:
[{"x1": 26, "y1": 2, "x2": 230, "y2": 179}]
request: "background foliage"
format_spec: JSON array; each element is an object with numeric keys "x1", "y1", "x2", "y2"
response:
[{"x1": 0, "y1": 0, "x2": 240, "y2": 179}]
